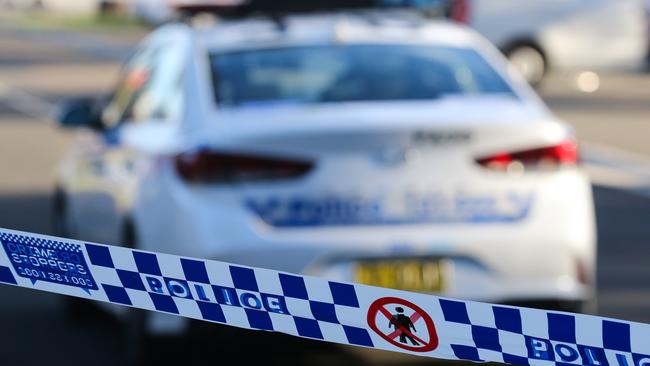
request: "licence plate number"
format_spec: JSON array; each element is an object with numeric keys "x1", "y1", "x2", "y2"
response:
[{"x1": 354, "y1": 260, "x2": 445, "y2": 293}]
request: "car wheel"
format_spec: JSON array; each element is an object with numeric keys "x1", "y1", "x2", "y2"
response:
[
  {"x1": 576, "y1": 296, "x2": 599, "y2": 315},
  {"x1": 555, "y1": 299, "x2": 598, "y2": 315},
  {"x1": 506, "y1": 299, "x2": 596, "y2": 315},
  {"x1": 123, "y1": 308, "x2": 153, "y2": 366},
  {"x1": 506, "y1": 45, "x2": 547, "y2": 87},
  {"x1": 52, "y1": 188, "x2": 69, "y2": 238},
  {"x1": 123, "y1": 301, "x2": 193, "y2": 365}
]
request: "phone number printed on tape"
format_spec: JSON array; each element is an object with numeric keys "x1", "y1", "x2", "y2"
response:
[{"x1": 0, "y1": 233, "x2": 97, "y2": 291}]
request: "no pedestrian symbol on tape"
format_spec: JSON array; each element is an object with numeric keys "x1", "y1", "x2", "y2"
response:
[{"x1": 367, "y1": 297, "x2": 438, "y2": 352}]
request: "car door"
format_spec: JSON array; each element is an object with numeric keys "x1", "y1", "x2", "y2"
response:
[{"x1": 67, "y1": 34, "x2": 185, "y2": 246}]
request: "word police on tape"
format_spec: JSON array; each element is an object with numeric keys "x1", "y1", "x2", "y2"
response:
[{"x1": 0, "y1": 227, "x2": 649, "y2": 366}]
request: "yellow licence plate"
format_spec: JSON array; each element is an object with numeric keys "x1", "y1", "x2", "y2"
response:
[{"x1": 354, "y1": 260, "x2": 445, "y2": 293}]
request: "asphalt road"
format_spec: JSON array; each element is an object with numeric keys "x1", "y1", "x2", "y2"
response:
[{"x1": 1, "y1": 19, "x2": 650, "y2": 366}]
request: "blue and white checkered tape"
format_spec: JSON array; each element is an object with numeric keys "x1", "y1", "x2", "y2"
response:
[{"x1": 0, "y1": 227, "x2": 648, "y2": 366}]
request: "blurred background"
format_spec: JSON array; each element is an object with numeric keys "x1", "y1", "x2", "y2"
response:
[{"x1": 1, "y1": 0, "x2": 650, "y2": 365}]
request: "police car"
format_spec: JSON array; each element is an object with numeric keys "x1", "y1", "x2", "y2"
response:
[{"x1": 53, "y1": 0, "x2": 596, "y2": 346}]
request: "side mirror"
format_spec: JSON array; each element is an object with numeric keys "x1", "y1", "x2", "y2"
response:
[
  {"x1": 55, "y1": 98, "x2": 103, "y2": 129},
  {"x1": 120, "y1": 120, "x2": 182, "y2": 154}
]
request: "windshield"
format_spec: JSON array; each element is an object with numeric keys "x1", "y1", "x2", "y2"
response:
[{"x1": 209, "y1": 45, "x2": 516, "y2": 107}]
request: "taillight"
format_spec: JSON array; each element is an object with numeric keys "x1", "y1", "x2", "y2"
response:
[
  {"x1": 175, "y1": 150, "x2": 313, "y2": 183},
  {"x1": 449, "y1": 0, "x2": 470, "y2": 24},
  {"x1": 476, "y1": 140, "x2": 579, "y2": 172}
]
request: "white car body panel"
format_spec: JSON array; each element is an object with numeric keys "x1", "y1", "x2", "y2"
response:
[{"x1": 56, "y1": 14, "x2": 597, "y2": 335}]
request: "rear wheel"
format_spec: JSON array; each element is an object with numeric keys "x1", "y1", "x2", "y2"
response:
[
  {"x1": 557, "y1": 299, "x2": 598, "y2": 315},
  {"x1": 506, "y1": 299, "x2": 596, "y2": 314},
  {"x1": 123, "y1": 309, "x2": 154, "y2": 366},
  {"x1": 51, "y1": 188, "x2": 69, "y2": 238},
  {"x1": 506, "y1": 45, "x2": 547, "y2": 87},
  {"x1": 575, "y1": 296, "x2": 599, "y2": 315}
]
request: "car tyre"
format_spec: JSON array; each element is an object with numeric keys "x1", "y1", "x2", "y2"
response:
[
  {"x1": 52, "y1": 188, "x2": 69, "y2": 238},
  {"x1": 506, "y1": 45, "x2": 547, "y2": 87},
  {"x1": 576, "y1": 296, "x2": 599, "y2": 315},
  {"x1": 123, "y1": 307, "x2": 193, "y2": 365},
  {"x1": 123, "y1": 308, "x2": 153, "y2": 366}
]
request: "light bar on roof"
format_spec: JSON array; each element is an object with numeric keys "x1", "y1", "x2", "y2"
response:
[
  {"x1": 171, "y1": 0, "x2": 380, "y2": 16},
  {"x1": 170, "y1": 0, "x2": 447, "y2": 17}
]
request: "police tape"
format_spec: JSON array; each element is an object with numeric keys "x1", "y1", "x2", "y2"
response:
[{"x1": 0, "y1": 227, "x2": 648, "y2": 366}]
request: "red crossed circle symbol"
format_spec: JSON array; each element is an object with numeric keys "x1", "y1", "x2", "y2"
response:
[{"x1": 367, "y1": 297, "x2": 439, "y2": 352}]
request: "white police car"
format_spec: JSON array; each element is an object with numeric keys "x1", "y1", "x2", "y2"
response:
[{"x1": 53, "y1": 6, "x2": 596, "y2": 343}]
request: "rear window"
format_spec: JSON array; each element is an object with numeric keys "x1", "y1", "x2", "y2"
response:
[{"x1": 209, "y1": 45, "x2": 516, "y2": 107}]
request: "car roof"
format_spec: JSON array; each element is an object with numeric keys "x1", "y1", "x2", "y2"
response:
[{"x1": 188, "y1": 11, "x2": 480, "y2": 51}]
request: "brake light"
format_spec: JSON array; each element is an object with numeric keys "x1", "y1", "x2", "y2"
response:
[
  {"x1": 175, "y1": 150, "x2": 313, "y2": 183},
  {"x1": 449, "y1": 0, "x2": 470, "y2": 24},
  {"x1": 476, "y1": 140, "x2": 579, "y2": 171}
]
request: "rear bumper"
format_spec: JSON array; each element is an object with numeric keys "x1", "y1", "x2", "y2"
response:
[{"x1": 135, "y1": 166, "x2": 596, "y2": 309}]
